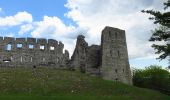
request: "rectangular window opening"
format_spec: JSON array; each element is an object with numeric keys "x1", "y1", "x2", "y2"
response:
[
  {"x1": 50, "y1": 46, "x2": 55, "y2": 50},
  {"x1": 6, "y1": 44, "x2": 12, "y2": 51},
  {"x1": 17, "y1": 43, "x2": 23, "y2": 48},
  {"x1": 40, "y1": 45, "x2": 45, "y2": 50},
  {"x1": 29, "y1": 44, "x2": 34, "y2": 49},
  {"x1": 115, "y1": 69, "x2": 118, "y2": 73},
  {"x1": 109, "y1": 31, "x2": 111, "y2": 37},
  {"x1": 118, "y1": 50, "x2": 120, "y2": 58}
]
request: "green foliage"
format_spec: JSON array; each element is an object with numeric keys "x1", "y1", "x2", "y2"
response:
[
  {"x1": 133, "y1": 65, "x2": 170, "y2": 94},
  {"x1": 0, "y1": 67, "x2": 169, "y2": 100},
  {"x1": 142, "y1": 0, "x2": 170, "y2": 61}
]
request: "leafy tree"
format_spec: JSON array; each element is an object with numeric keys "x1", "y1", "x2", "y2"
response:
[
  {"x1": 142, "y1": 0, "x2": 170, "y2": 61},
  {"x1": 133, "y1": 65, "x2": 170, "y2": 94}
]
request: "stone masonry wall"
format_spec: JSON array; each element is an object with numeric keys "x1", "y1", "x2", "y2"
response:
[
  {"x1": 70, "y1": 35, "x2": 101, "y2": 74},
  {"x1": 70, "y1": 35, "x2": 88, "y2": 72},
  {"x1": 0, "y1": 37, "x2": 69, "y2": 67},
  {"x1": 70, "y1": 26, "x2": 132, "y2": 84},
  {"x1": 85, "y1": 45, "x2": 101, "y2": 75},
  {"x1": 0, "y1": 26, "x2": 132, "y2": 85},
  {"x1": 101, "y1": 26, "x2": 132, "y2": 84}
]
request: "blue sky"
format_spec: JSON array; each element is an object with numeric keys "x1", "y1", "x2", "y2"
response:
[
  {"x1": 0, "y1": 0, "x2": 67, "y2": 20},
  {"x1": 0, "y1": 0, "x2": 74, "y2": 37},
  {"x1": 0, "y1": 0, "x2": 169, "y2": 69}
]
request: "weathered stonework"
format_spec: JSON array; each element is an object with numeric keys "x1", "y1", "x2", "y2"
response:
[
  {"x1": 0, "y1": 37, "x2": 68, "y2": 67},
  {"x1": 0, "y1": 26, "x2": 132, "y2": 85},
  {"x1": 70, "y1": 35, "x2": 88, "y2": 72},
  {"x1": 70, "y1": 26, "x2": 132, "y2": 84},
  {"x1": 101, "y1": 27, "x2": 132, "y2": 84}
]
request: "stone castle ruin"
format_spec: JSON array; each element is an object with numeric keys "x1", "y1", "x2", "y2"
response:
[
  {"x1": 0, "y1": 37, "x2": 69, "y2": 67},
  {"x1": 0, "y1": 26, "x2": 132, "y2": 84}
]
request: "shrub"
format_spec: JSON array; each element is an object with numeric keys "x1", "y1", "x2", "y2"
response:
[{"x1": 133, "y1": 65, "x2": 170, "y2": 95}]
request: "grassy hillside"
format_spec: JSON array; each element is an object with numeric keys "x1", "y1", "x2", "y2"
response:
[{"x1": 0, "y1": 67, "x2": 169, "y2": 100}]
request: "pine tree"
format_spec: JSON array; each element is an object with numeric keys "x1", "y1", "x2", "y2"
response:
[{"x1": 142, "y1": 0, "x2": 170, "y2": 62}]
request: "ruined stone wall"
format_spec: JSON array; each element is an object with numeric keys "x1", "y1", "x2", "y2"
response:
[
  {"x1": 70, "y1": 35, "x2": 101, "y2": 74},
  {"x1": 101, "y1": 26, "x2": 132, "y2": 84},
  {"x1": 70, "y1": 26, "x2": 132, "y2": 85},
  {"x1": 0, "y1": 26, "x2": 132, "y2": 85},
  {"x1": 86, "y1": 45, "x2": 101, "y2": 75},
  {"x1": 70, "y1": 35, "x2": 88, "y2": 72},
  {"x1": 0, "y1": 37, "x2": 69, "y2": 67}
]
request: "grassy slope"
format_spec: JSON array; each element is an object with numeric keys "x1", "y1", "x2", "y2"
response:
[{"x1": 0, "y1": 68, "x2": 169, "y2": 100}]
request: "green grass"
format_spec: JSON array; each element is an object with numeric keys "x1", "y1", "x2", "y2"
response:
[{"x1": 0, "y1": 67, "x2": 169, "y2": 100}]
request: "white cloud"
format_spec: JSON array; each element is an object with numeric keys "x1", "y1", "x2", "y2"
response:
[
  {"x1": 30, "y1": 16, "x2": 80, "y2": 54},
  {"x1": 31, "y1": 16, "x2": 75, "y2": 38},
  {"x1": 19, "y1": 24, "x2": 33, "y2": 35},
  {"x1": 17, "y1": 15, "x2": 88, "y2": 55},
  {"x1": 65, "y1": 0, "x2": 166, "y2": 59},
  {"x1": 1, "y1": 0, "x2": 165, "y2": 62},
  {"x1": 0, "y1": 11, "x2": 33, "y2": 27}
]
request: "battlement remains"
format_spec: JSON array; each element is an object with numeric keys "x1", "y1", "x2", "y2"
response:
[{"x1": 0, "y1": 37, "x2": 69, "y2": 67}]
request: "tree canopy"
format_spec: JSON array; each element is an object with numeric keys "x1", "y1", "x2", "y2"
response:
[{"x1": 142, "y1": 0, "x2": 170, "y2": 62}]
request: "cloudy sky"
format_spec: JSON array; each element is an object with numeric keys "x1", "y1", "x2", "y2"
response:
[{"x1": 0, "y1": 0, "x2": 168, "y2": 68}]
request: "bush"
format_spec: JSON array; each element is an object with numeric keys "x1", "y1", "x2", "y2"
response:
[{"x1": 133, "y1": 65, "x2": 170, "y2": 95}]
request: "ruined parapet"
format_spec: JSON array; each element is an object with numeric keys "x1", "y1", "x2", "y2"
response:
[
  {"x1": 70, "y1": 35, "x2": 88, "y2": 72},
  {"x1": 101, "y1": 26, "x2": 132, "y2": 84},
  {"x1": 3, "y1": 37, "x2": 15, "y2": 51},
  {"x1": 48, "y1": 39, "x2": 58, "y2": 52},
  {"x1": 0, "y1": 36, "x2": 69, "y2": 67}
]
